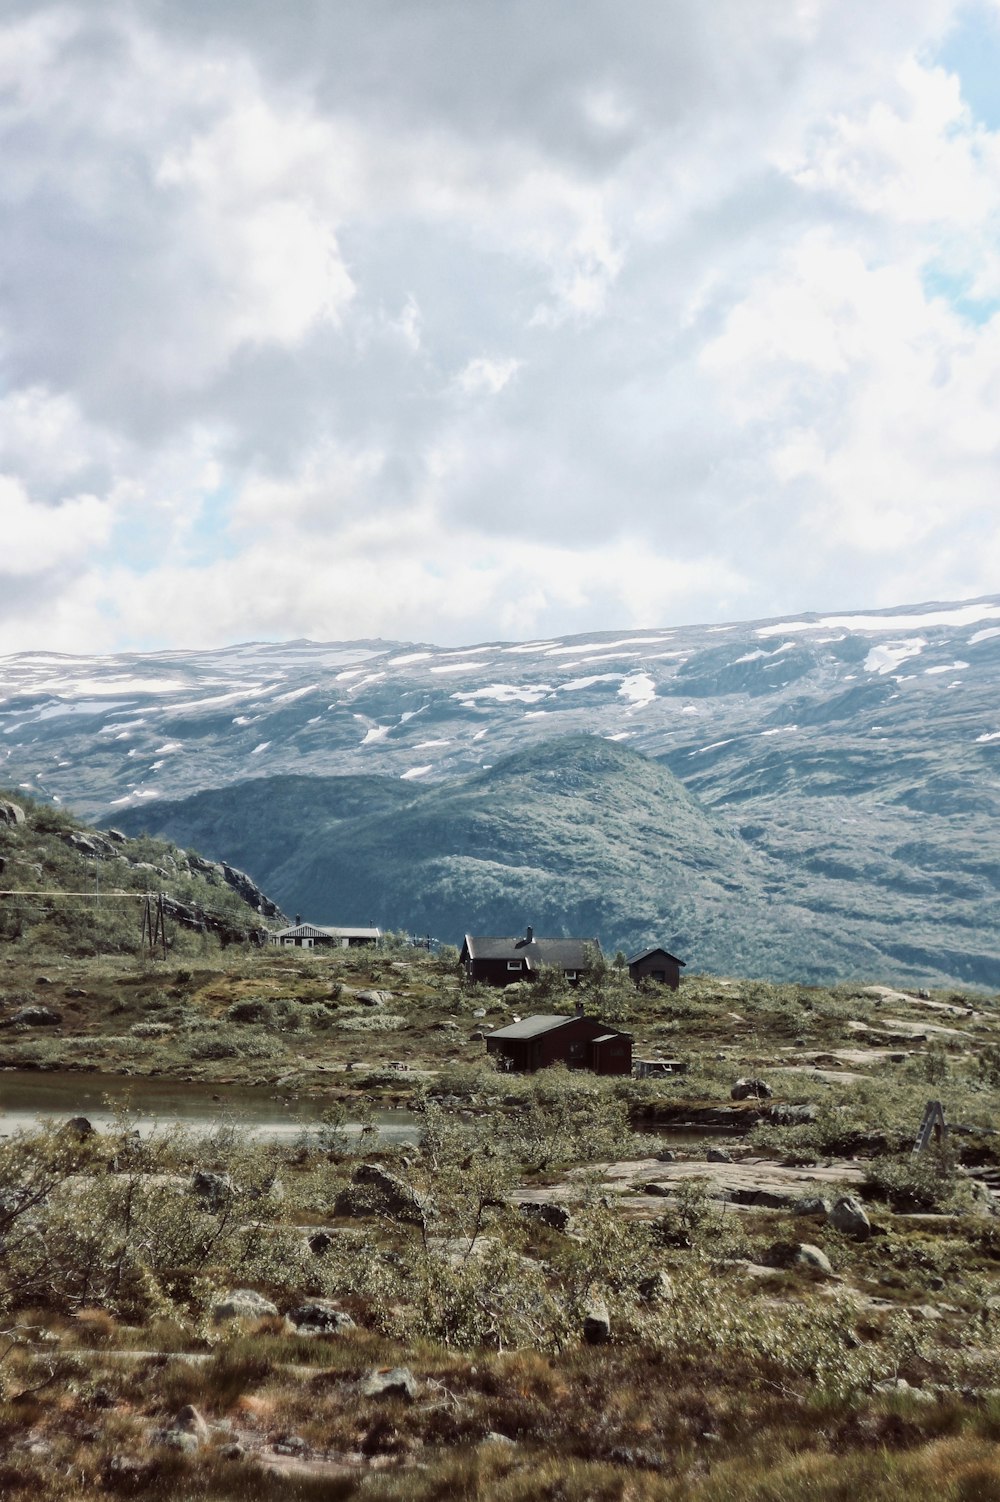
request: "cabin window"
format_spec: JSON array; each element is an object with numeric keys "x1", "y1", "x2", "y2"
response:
[
  {"x1": 567, "y1": 1040, "x2": 584, "y2": 1058},
  {"x1": 507, "y1": 960, "x2": 522, "y2": 971},
  {"x1": 564, "y1": 970, "x2": 577, "y2": 981}
]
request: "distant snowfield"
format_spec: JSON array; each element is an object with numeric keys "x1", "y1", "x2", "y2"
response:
[
  {"x1": 864, "y1": 640, "x2": 926, "y2": 675},
  {"x1": 759, "y1": 602, "x2": 1000, "y2": 638}
]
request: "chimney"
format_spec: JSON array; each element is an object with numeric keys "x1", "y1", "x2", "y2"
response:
[
  {"x1": 294, "y1": 914, "x2": 301, "y2": 927},
  {"x1": 525, "y1": 925, "x2": 533, "y2": 944},
  {"x1": 575, "y1": 999, "x2": 584, "y2": 1018}
]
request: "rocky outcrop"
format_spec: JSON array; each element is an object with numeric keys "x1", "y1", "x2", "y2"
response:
[
  {"x1": 221, "y1": 862, "x2": 284, "y2": 920},
  {"x1": 59, "y1": 831, "x2": 116, "y2": 858},
  {"x1": 0, "y1": 800, "x2": 25, "y2": 827},
  {"x1": 334, "y1": 1164, "x2": 432, "y2": 1226},
  {"x1": 731, "y1": 1078, "x2": 773, "y2": 1101}
]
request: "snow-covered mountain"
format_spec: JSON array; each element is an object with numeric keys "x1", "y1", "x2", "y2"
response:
[{"x1": 1, "y1": 596, "x2": 998, "y2": 986}]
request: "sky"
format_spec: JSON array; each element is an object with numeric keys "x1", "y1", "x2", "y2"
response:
[{"x1": 2, "y1": 0, "x2": 1000, "y2": 655}]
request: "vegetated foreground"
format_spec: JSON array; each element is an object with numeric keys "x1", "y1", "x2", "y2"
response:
[{"x1": 3, "y1": 921, "x2": 1000, "y2": 1501}]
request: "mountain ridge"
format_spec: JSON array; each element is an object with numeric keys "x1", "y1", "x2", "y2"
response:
[{"x1": 1, "y1": 594, "x2": 998, "y2": 987}]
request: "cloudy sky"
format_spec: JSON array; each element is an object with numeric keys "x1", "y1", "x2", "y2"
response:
[{"x1": 2, "y1": 0, "x2": 1000, "y2": 654}]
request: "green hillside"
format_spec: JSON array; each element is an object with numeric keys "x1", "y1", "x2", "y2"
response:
[
  {"x1": 109, "y1": 736, "x2": 889, "y2": 980},
  {"x1": 0, "y1": 790, "x2": 281, "y2": 958}
]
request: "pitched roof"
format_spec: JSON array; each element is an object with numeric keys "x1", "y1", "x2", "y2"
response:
[
  {"x1": 488, "y1": 1014, "x2": 631, "y2": 1041},
  {"x1": 487, "y1": 1014, "x2": 579, "y2": 1040},
  {"x1": 626, "y1": 946, "x2": 686, "y2": 967},
  {"x1": 273, "y1": 924, "x2": 381, "y2": 940},
  {"x1": 463, "y1": 934, "x2": 600, "y2": 971}
]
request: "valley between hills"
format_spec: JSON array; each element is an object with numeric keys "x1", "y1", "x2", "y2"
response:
[{"x1": 2, "y1": 593, "x2": 995, "y2": 988}]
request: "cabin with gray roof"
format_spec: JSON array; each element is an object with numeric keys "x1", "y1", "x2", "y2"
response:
[
  {"x1": 485, "y1": 1012, "x2": 632, "y2": 1075},
  {"x1": 627, "y1": 946, "x2": 685, "y2": 990},
  {"x1": 459, "y1": 926, "x2": 600, "y2": 987},
  {"x1": 271, "y1": 921, "x2": 381, "y2": 949}
]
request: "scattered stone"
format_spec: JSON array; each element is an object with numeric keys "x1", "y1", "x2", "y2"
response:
[
  {"x1": 191, "y1": 1170, "x2": 234, "y2": 1210},
  {"x1": 519, "y1": 1201, "x2": 571, "y2": 1232},
  {"x1": 483, "y1": 1431, "x2": 516, "y2": 1446},
  {"x1": 928, "y1": 1275, "x2": 945, "y2": 1291},
  {"x1": 0, "y1": 800, "x2": 26, "y2": 826},
  {"x1": 638, "y1": 1271, "x2": 674, "y2": 1304},
  {"x1": 308, "y1": 1230, "x2": 335, "y2": 1255},
  {"x1": 174, "y1": 1405, "x2": 210, "y2": 1443},
  {"x1": 830, "y1": 1194, "x2": 872, "y2": 1241},
  {"x1": 582, "y1": 1297, "x2": 611, "y2": 1345},
  {"x1": 64, "y1": 988, "x2": 88, "y2": 999},
  {"x1": 9, "y1": 1004, "x2": 62, "y2": 1027},
  {"x1": 272, "y1": 1434, "x2": 308, "y2": 1456},
  {"x1": 768, "y1": 1103, "x2": 818, "y2": 1124},
  {"x1": 642, "y1": 1182, "x2": 673, "y2": 1198},
  {"x1": 211, "y1": 1288, "x2": 279, "y2": 1324},
  {"x1": 361, "y1": 1366, "x2": 418, "y2": 1401},
  {"x1": 64, "y1": 1116, "x2": 95, "y2": 1140},
  {"x1": 220, "y1": 1442, "x2": 245, "y2": 1461},
  {"x1": 288, "y1": 1300, "x2": 356, "y2": 1335},
  {"x1": 763, "y1": 1240, "x2": 833, "y2": 1275},
  {"x1": 35, "y1": 976, "x2": 52, "y2": 987},
  {"x1": 795, "y1": 1243, "x2": 834, "y2": 1276},
  {"x1": 791, "y1": 1195, "x2": 832, "y2": 1219},
  {"x1": 731, "y1": 1078, "x2": 772, "y2": 1101},
  {"x1": 356, "y1": 990, "x2": 391, "y2": 1008},
  {"x1": 156, "y1": 1429, "x2": 200, "y2": 1453},
  {"x1": 656, "y1": 1149, "x2": 676, "y2": 1163},
  {"x1": 707, "y1": 1148, "x2": 732, "y2": 1163}
]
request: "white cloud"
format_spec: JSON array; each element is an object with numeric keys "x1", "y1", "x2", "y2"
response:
[
  {"x1": 0, "y1": 1, "x2": 998, "y2": 654},
  {"x1": 455, "y1": 356, "x2": 521, "y2": 395}
]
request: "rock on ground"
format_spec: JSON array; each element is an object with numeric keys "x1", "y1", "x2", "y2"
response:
[
  {"x1": 212, "y1": 1289, "x2": 279, "y2": 1324},
  {"x1": 830, "y1": 1194, "x2": 872, "y2": 1240}
]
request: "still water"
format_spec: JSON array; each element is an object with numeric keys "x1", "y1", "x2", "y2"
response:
[{"x1": 0, "y1": 1069, "x2": 419, "y2": 1144}]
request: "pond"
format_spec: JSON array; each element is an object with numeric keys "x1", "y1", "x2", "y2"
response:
[{"x1": 0, "y1": 1069, "x2": 419, "y2": 1144}]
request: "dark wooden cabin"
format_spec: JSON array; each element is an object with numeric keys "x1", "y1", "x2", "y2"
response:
[
  {"x1": 485, "y1": 1013, "x2": 633, "y2": 1075},
  {"x1": 460, "y1": 926, "x2": 600, "y2": 987},
  {"x1": 627, "y1": 946, "x2": 685, "y2": 990}
]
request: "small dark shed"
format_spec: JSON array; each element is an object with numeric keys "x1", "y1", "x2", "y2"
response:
[
  {"x1": 627, "y1": 947, "x2": 685, "y2": 990},
  {"x1": 485, "y1": 1014, "x2": 632, "y2": 1075},
  {"x1": 460, "y1": 926, "x2": 600, "y2": 988}
]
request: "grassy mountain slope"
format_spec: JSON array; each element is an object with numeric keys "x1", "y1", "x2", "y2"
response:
[
  {"x1": 109, "y1": 736, "x2": 899, "y2": 981},
  {"x1": 0, "y1": 790, "x2": 282, "y2": 958}
]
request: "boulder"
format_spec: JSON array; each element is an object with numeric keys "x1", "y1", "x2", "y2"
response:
[
  {"x1": 519, "y1": 1201, "x2": 571, "y2": 1232},
  {"x1": 356, "y1": 990, "x2": 391, "y2": 1008},
  {"x1": 288, "y1": 1300, "x2": 356, "y2": 1335},
  {"x1": 308, "y1": 1230, "x2": 335, "y2": 1255},
  {"x1": 642, "y1": 1182, "x2": 673, "y2": 1198},
  {"x1": 582, "y1": 1297, "x2": 611, "y2": 1345},
  {"x1": 9, "y1": 1004, "x2": 62, "y2": 1027},
  {"x1": 795, "y1": 1243, "x2": 834, "y2": 1276},
  {"x1": 791, "y1": 1195, "x2": 831, "y2": 1219},
  {"x1": 0, "y1": 800, "x2": 26, "y2": 826},
  {"x1": 361, "y1": 1367, "x2": 418, "y2": 1401},
  {"x1": 764, "y1": 1240, "x2": 833, "y2": 1276},
  {"x1": 64, "y1": 1116, "x2": 96, "y2": 1140},
  {"x1": 191, "y1": 1170, "x2": 235, "y2": 1210},
  {"x1": 731, "y1": 1078, "x2": 773, "y2": 1101},
  {"x1": 830, "y1": 1194, "x2": 872, "y2": 1241},
  {"x1": 211, "y1": 1288, "x2": 279, "y2": 1324},
  {"x1": 173, "y1": 1405, "x2": 210, "y2": 1444},
  {"x1": 334, "y1": 1164, "x2": 431, "y2": 1225},
  {"x1": 706, "y1": 1148, "x2": 732, "y2": 1163},
  {"x1": 638, "y1": 1271, "x2": 673, "y2": 1304}
]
